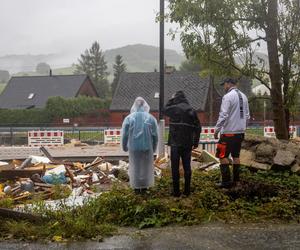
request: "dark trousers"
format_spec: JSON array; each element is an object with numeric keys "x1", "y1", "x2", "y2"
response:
[{"x1": 170, "y1": 146, "x2": 192, "y2": 194}]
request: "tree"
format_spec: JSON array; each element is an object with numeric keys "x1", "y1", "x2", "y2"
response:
[
  {"x1": 75, "y1": 41, "x2": 109, "y2": 98},
  {"x1": 36, "y1": 62, "x2": 50, "y2": 75},
  {"x1": 168, "y1": 0, "x2": 300, "y2": 139},
  {"x1": 179, "y1": 58, "x2": 201, "y2": 72},
  {"x1": 0, "y1": 70, "x2": 10, "y2": 83},
  {"x1": 111, "y1": 55, "x2": 126, "y2": 96}
]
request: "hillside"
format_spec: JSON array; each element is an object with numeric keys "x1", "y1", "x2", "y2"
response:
[
  {"x1": 0, "y1": 44, "x2": 185, "y2": 77},
  {"x1": 104, "y1": 44, "x2": 185, "y2": 72}
]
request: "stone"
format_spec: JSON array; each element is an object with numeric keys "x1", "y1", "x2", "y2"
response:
[
  {"x1": 273, "y1": 150, "x2": 296, "y2": 166},
  {"x1": 251, "y1": 161, "x2": 272, "y2": 171},
  {"x1": 240, "y1": 149, "x2": 255, "y2": 166},
  {"x1": 255, "y1": 143, "x2": 275, "y2": 164},
  {"x1": 291, "y1": 164, "x2": 300, "y2": 173}
]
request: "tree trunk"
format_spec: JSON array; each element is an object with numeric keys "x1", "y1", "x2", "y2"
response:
[{"x1": 265, "y1": 0, "x2": 289, "y2": 140}]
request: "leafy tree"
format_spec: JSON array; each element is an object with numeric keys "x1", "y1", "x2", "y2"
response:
[
  {"x1": 75, "y1": 41, "x2": 109, "y2": 98},
  {"x1": 179, "y1": 58, "x2": 201, "y2": 72},
  {"x1": 111, "y1": 55, "x2": 126, "y2": 96},
  {"x1": 36, "y1": 62, "x2": 50, "y2": 75},
  {"x1": 168, "y1": 0, "x2": 300, "y2": 139}
]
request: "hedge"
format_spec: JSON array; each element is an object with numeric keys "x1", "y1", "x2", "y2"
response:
[{"x1": 0, "y1": 96, "x2": 111, "y2": 126}]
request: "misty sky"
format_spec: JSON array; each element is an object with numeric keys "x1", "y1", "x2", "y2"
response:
[{"x1": 0, "y1": 0, "x2": 182, "y2": 58}]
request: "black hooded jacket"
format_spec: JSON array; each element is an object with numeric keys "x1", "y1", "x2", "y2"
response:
[{"x1": 164, "y1": 91, "x2": 201, "y2": 148}]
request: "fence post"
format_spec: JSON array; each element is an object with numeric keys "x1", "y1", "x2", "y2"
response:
[
  {"x1": 10, "y1": 127, "x2": 13, "y2": 146},
  {"x1": 78, "y1": 129, "x2": 81, "y2": 141}
]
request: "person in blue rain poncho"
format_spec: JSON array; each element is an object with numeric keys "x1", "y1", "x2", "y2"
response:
[{"x1": 122, "y1": 97, "x2": 158, "y2": 194}]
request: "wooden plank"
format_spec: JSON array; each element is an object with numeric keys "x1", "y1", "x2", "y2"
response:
[
  {"x1": 0, "y1": 169, "x2": 44, "y2": 180},
  {"x1": 0, "y1": 208, "x2": 43, "y2": 222}
]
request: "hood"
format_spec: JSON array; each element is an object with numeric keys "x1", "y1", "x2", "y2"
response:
[{"x1": 172, "y1": 91, "x2": 189, "y2": 105}]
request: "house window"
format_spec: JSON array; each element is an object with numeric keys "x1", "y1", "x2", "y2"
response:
[{"x1": 28, "y1": 93, "x2": 35, "y2": 99}]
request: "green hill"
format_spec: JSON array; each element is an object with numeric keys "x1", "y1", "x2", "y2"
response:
[
  {"x1": 104, "y1": 44, "x2": 185, "y2": 73},
  {"x1": 2, "y1": 44, "x2": 185, "y2": 77}
]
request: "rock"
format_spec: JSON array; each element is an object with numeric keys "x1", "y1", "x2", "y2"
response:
[
  {"x1": 273, "y1": 150, "x2": 296, "y2": 166},
  {"x1": 255, "y1": 144, "x2": 275, "y2": 164},
  {"x1": 251, "y1": 162, "x2": 272, "y2": 171},
  {"x1": 291, "y1": 164, "x2": 300, "y2": 173},
  {"x1": 240, "y1": 150, "x2": 255, "y2": 166}
]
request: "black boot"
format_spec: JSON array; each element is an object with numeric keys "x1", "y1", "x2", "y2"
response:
[
  {"x1": 172, "y1": 181, "x2": 181, "y2": 197},
  {"x1": 216, "y1": 164, "x2": 232, "y2": 188},
  {"x1": 183, "y1": 174, "x2": 191, "y2": 196},
  {"x1": 233, "y1": 164, "x2": 240, "y2": 183}
]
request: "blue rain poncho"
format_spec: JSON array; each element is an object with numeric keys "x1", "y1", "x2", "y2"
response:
[{"x1": 122, "y1": 97, "x2": 158, "y2": 189}]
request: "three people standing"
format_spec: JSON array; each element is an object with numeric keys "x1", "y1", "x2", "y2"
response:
[{"x1": 122, "y1": 77, "x2": 249, "y2": 195}]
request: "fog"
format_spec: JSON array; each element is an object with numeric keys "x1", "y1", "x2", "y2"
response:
[{"x1": 0, "y1": 0, "x2": 182, "y2": 64}]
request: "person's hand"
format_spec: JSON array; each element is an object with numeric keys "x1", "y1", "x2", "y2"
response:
[
  {"x1": 214, "y1": 132, "x2": 219, "y2": 140},
  {"x1": 192, "y1": 145, "x2": 198, "y2": 150}
]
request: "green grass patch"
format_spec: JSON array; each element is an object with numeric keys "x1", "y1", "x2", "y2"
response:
[{"x1": 0, "y1": 168, "x2": 299, "y2": 241}]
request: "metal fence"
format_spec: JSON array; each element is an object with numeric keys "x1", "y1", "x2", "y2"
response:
[{"x1": 0, "y1": 126, "x2": 298, "y2": 148}]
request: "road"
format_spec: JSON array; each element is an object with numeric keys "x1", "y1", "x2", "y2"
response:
[{"x1": 0, "y1": 223, "x2": 299, "y2": 250}]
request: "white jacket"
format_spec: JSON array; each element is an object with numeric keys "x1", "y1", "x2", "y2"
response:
[{"x1": 215, "y1": 87, "x2": 250, "y2": 134}]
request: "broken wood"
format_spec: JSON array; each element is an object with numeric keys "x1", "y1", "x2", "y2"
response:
[
  {"x1": 20, "y1": 158, "x2": 32, "y2": 169},
  {"x1": 0, "y1": 169, "x2": 44, "y2": 180},
  {"x1": 0, "y1": 208, "x2": 43, "y2": 222}
]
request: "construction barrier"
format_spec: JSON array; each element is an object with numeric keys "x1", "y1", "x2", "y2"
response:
[
  {"x1": 200, "y1": 127, "x2": 218, "y2": 154},
  {"x1": 104, "y1": 129, "x2": 121, "y2": 145},
  {"x1": 28, "y1": 131, "x2": 64, "y2": 147},
  {"x1": 264, "y1": 126, "x2": 297, "y2": 138},
  {"x1": 200, "y1": 127, "x2": 218, "y2": 142}
]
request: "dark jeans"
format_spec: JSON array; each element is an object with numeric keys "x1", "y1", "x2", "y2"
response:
[{"x1": 170, "y1": 146, "x2": 192, "y2": 194}]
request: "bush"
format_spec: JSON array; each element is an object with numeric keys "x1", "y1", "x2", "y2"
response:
[{"x1": 0, "y1": 96, "x2": 111, "y2": 126}]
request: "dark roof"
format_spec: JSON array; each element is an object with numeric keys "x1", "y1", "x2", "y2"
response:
[
  {"x1": 0, "y1": 74, "x2": 93, "y2": 109},
  {"x1": 110, "y1": 72, "x2": 212, "y2": 112}
]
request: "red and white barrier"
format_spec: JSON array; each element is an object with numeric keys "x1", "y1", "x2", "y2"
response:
[
  {"x1": 104, "y1": 129, "x2": 121, "y2": 145},
  {"x1": 264, "y1": 126, "x2": 297, "y2": 138},
  {"x1": 200, "y1": 127, "x2": 218, "y2": 142},
  {"x1": 28, "y1": 131, "x2": 64, "y2": 147}
]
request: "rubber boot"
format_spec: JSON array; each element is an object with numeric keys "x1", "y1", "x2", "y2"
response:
[
  {"x1": 183, "y1": 174, "x2": 191, "y2": 196},
  {"x1": 216, "y1": 164, "x2": 232, "y2": 188},
  {"x1": 172, "y1": 181, "x2": 181, "y2": 197},
  {"x1": 233, "y1": 164, "x2": 240, "y2": 184}
]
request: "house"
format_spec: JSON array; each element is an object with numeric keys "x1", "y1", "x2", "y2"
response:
[
  {"x1": 110, "y1": 71, "x2": 222, "y2": 126},
  {"x1": 0, "y1": 74, "x2": 98, "y2": 109},
  {"x1": 252, "y1": 84, "x2": 270, "y2": 96}
]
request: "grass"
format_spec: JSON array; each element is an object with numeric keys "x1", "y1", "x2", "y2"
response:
[{"x1": 0, "y1": 167, "x2": 299, "y2": 241}]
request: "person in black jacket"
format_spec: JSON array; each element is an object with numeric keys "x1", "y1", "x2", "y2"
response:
[{"x1": 164, "y1": 91, "x2": 201, "y2": 197}]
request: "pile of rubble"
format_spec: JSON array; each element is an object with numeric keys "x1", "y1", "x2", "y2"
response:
[
  {"x1": 0, "y1": 148, "x2": 131, "y2": 206},
  {"x1": 241, "y1": 135, "x2": 300, "y2": 173}
]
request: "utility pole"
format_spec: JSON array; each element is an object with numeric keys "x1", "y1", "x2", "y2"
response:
[{"x1": 158, "y1": 0, "x2": 165, "y2": 157}]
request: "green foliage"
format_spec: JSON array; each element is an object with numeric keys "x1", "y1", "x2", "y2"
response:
[
  {"x1": 45, "y1": 96, "x2": 110, "y2": 119},
  {"x1": 0, "y1": 108, "x2": 52, "y2": 126},
  {"x1": 168, "y1": 0, "x2": 300, "y2": 138},
  {"x1": 0, "y1": 96, "x2": 110, "y2": 125},
  {"x1": 75, "y1": 41, "x2": 109, "y2": 98},
  {"x1": 36, "y1": 62, "x2": 50, "y2": 75},
  {"x1": 111, "y1": 55, "x2": 126, "y2": 96},
  {"x1": 0, "y1": 168, "x2": 299, "y2": 241},
  {"x1": 179, "y1": 58, "x2": 201, "y2": 72}
]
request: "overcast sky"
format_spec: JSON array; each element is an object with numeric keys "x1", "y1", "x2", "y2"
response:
[{"x1": 0, "y1": 0, "x2": 182, "y2": 57}]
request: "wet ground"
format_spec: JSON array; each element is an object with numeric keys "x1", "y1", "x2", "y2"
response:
[{"x1": 0, "y1": 223, "x2": 299, "y2": 250}]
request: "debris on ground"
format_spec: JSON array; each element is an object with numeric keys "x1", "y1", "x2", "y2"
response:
[
  {"x1": 241, "y1": 135, "x2": 300, "y2": 173},
  {"x1": 0, "y1": 146, "x2": 167, "y2": 209}
]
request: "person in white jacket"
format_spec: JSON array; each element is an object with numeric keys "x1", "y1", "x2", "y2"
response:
[{"x1": 214, "y1": 78, "x2": 250, "y2": 188}]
